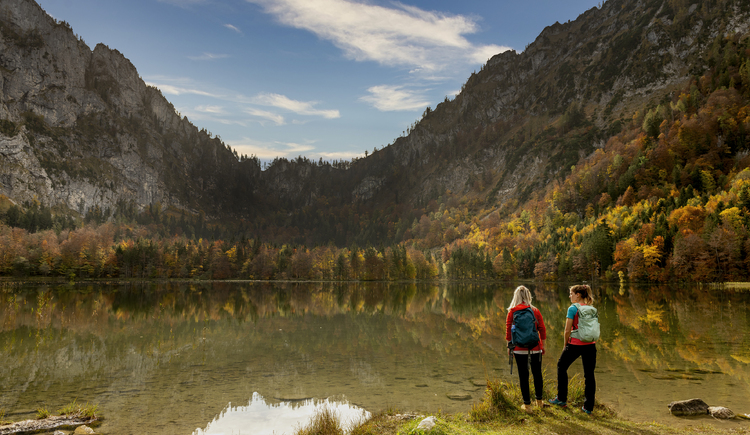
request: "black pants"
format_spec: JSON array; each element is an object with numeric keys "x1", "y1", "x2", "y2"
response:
[
  {"x1": 514, "y1": 352, "x2": 543, "y2": 404},
  {"x1": 556, "y1": 343, "x2": 596, "y2": 411}
]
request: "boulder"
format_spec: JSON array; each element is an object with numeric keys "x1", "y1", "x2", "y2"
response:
[
  {"x1": 668, "y1": 398, "x2": 709, "y2": 416},
  {"x1": 708, "y1": 407, "x2": 735, "y2": 419},
  {"x1": 416, "y1": 416, "x2": 437, "y2": 432},
  {"x1": 73, "y1": 426, "x2": 95, "y2": 434}
]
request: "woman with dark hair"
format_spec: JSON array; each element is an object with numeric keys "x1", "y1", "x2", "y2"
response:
[
  {"x1": 549, "y1": 284, "x2": 597, "y2": 414},
  {"x1": 506, "y1": 285, "x2": 547, "y2": 413}
]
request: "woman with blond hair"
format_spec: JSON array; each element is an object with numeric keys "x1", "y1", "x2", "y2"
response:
[
  {"x1": 505, "y1": 285, "x2": 547, "y2": 413},
  {"x1": 549, "y1": 284, "x2": 598, "y2": 415}
]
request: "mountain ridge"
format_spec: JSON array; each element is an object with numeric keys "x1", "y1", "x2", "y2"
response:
[{"x1": 1, "y1": 0, "x2": 749, "y2": 249}]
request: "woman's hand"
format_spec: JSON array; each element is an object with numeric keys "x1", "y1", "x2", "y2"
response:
[{"x1": 563, "y1": 317, "x2": 574, "y2": 346}]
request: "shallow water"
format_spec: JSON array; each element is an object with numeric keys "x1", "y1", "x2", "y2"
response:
[{"x1": 0, "y1": 281, "x2": 748, "y2": 434}]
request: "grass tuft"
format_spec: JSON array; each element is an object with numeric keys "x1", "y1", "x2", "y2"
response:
[
  {"x1": 57, "y1": 400, "x2": 99, "y2": 419},
  {"x1": 0, "y1": 408, "x2": 10, "y2": 425},
  {"x1": 35, "y1": 407, "x2": 50, "y2": 420},
  {"x1": 468, "y1": 370, "x2": 615, "y2": 423},
  {"x1": 294, "y1": 406, "x2": 345, "y2": 435}
]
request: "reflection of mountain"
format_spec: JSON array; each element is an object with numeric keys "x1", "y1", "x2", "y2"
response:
[{"x1": 192, "y1": 392, "x2": 369, "y2": 435}]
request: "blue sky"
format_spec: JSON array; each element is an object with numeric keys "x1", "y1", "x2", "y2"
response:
[{"x1": 37, "y1": 0, "x2": 602, "y2": 163}]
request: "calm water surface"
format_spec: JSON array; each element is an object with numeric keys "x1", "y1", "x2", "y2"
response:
[{"x1": 0, "y1": 281, "x2": 749, "y2": 434}]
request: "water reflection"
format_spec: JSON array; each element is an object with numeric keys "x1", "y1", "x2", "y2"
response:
[
  {"x1": 0, "y1": 281, "x2": 748, "y2": 434},
  {"x1": 192, "y1": 393, "x2": 369, "y2": 435}
]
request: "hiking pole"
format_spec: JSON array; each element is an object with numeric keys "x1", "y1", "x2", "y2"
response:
[{"x1": 507, "y1": 342, "x2": 514, "y2": 375}]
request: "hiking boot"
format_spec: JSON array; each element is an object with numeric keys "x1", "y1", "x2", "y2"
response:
[
  {"x1": 536, "y1": 399, "x2": 549, "y2": 408},
  {"x1": 521, "y1": 404, "x2": 533, "y2": 413},
  {"x1": 581, "y1": 406, "x2": 592, "y2": 415},
  {"x1": 549, "y1": 397, "x2": 567, "y2": 407}
]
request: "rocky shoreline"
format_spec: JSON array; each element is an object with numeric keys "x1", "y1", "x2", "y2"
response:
[{"x1": 0, "y1": 415, "x2": 97, "y2": 435}]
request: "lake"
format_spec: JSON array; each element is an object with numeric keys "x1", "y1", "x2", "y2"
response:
[{"x1": 0, "y1": 281, "x2": 748, "y2": 434}]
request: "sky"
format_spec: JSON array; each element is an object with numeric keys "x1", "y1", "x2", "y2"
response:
[{"x1": 36, "y1": 0, "x2": 603, "y2": 164}]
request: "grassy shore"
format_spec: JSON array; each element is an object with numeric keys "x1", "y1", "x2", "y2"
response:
[{"x1": 295, "y1": 376, "x2": 749, "y2": 435}]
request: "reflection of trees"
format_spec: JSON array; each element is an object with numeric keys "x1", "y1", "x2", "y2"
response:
[
  {"x1": 0, "y1": 282, "x2": 518, "y2": 431},
  {"x1": 3, "y1": 281, "x2": 749, "y2": 389},
  {"x1": 604, "y1": 284, "x2": 750, "y2": 383},
  {"x1": 0, "y1": 281, "x2": 516, "y2": 361}
]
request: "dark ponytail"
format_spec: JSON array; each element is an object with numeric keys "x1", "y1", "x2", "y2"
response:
[{"x1": 570, "y1": 284, "x2": 594, "y2": 305}]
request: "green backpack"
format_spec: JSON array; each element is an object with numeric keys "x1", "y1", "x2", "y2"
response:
[{"x1": 570, "y1": 303, "x2": 600, "y2": 343}]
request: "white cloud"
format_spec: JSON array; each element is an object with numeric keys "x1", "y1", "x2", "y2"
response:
[
  {"x1": 245, "y1": 0, "x2": 509, "y2": 72},
  {"x1": 225, "y1": 138, "x2": 365, "y2": 162},
  {"x1": 145, "y1": 80, "x2": 220, "y2": 98},
  {"x1": 253, "y1": 93, "x2": 340, "y2": 119},
  {"x1": 179, "y1": 107, "x2": 249, "y2": 127},
  {"x1": 360, "y1": 85, "x2": 429, "y2": 111},
  {"x1": 224, "y1": 23, "x2": 242, "y2": 33},
  {"x1": 146, "y1": 77, "x2": 339, "y2": 121},
  {"x1": 245, "y1": 108, "x2": 286, "y2": 126},
  {"x1": 195, "y1": 105, "x2": 227, "y2": 114},
  {"x1": 225, "y1": 138, "x2": 315, "y2": 159},
  {"x1": 188, "y1": 52, "x2": 230, "y2": 61}
]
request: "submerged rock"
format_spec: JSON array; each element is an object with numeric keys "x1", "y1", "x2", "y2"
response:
[
  {"x1": 708, "y1": 406, "x2": 735, "y2": 419},
  {"x1": 273, "y1": 395, "x2": 312, "y2": 402},
  {"x1": 446, "y1": 393, "x2": 472, "y2": 401},
  {"x1": 668, "y1": 398, "x2": 709, "y2": 416},
  {"x1": 74, "y1": 425, "x2": 95, "y2": 434}
]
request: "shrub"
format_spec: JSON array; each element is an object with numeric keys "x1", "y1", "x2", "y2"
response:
[{"x1": 0, "y1": 119, "x2": 17, "y2": 137}]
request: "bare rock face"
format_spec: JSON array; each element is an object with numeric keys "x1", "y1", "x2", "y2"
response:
[
  {"x1": 0, "y1": 0, "x2": 261, "y2": 218},
  {"x1": 667, "y1": 398, "x2": 709, "y2": 416},
  {"x1": 0, "y1": 131, "x2": 52, "y2": 202}
]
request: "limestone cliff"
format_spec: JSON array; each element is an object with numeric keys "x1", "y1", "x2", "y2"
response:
[{"x1": 0, "y1": 0, "x2": 261, "y2": 217}]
